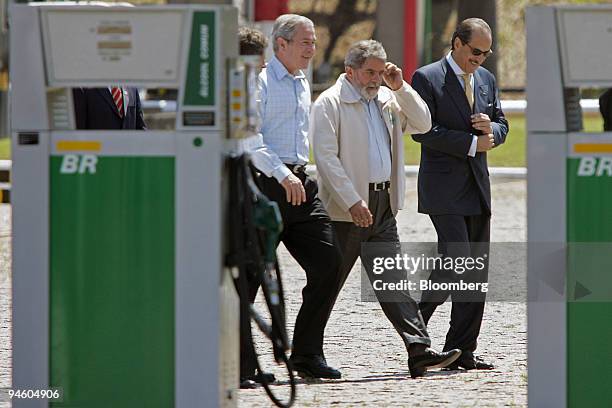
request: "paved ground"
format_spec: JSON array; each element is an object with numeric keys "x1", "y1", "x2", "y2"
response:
[
  {"x1": 1, "y1": 204, "x2": 11, "y2": 408},
  {"x1": 0, "y1": 177, "x2": 526, "y2": 407},
  {"x1": 239, "y1": 176, "x2": 527, "y2": 407}
]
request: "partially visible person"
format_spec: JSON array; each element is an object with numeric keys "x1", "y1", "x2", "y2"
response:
[
  {"x1": 236, "y1": 25, "x2": 275, "y2": 390},
  {"x1": 310, "y1": 39, "x2": 461, "y2": 378},
  {"x1": 73, "y1": 87, "x2": 146, "y2": 130},
  {"x1": 411, "y1": 18, "x2": 509, "y2": 371},
  {"x1": 239, "y1": 26, "x2": 268, "y2": 68},
  {"x1": 250, "y1": 14, "x2": 343, "y2": 380}
]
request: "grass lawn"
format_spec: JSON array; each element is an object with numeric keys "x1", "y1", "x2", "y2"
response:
[
  {"x1": 404, "y1": 115, "x2": 604, "y2": 167},
  {"x1": 0, "y1": 138, "x2": 9, "y2": 160}
]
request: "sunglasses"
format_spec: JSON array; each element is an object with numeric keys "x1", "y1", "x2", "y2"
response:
[{"x1": 462, "y1": 40, "x2": 493, "y2": 58}]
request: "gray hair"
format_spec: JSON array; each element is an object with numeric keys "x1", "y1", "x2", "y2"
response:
[
  {"x1": 344, "y1": 40, "x2": 387, "y2": 69},
  {"x1": 272, "y1": 14, "x2": 314, "y2": 53}
]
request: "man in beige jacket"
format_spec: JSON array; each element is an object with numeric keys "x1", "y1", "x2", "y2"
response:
[{"x1": 310, "y1": 40, "x2": 461, "y2": 378}]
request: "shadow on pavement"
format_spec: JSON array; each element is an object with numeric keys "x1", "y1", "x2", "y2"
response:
[{"x1": 254, "y1": 369, "x2": 465, "y2": 387}]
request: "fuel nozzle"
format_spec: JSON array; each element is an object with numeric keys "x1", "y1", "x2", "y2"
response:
[{"x1": 252, "y1": 194, "x2": 283, "y2": 264}]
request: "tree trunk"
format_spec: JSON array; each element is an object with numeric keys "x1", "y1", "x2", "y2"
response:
[
  {"x1": 430, "y1": 0, "x2": 458, "y2": 62},
  {"x1": 457, "y1": 0, "x2": 498, "y2": 77}
]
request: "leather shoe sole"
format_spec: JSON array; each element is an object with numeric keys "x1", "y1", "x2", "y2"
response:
[
  {"x1": 290, "y1": 357, "x2": 342, "y2": 379},
  {"x1": 446, "y1": 357, "x2": 494, "y2": 371},
  {"x1": 239, "y1": 379, "x2": 257, "y2": 389},
  {"x1": 249, "y1": 372, "x2": 276, "y2": 383},
  {"x1": 409, "y1": 348, "x2": 462, "y2": 378},
  {"x1": 294, "y1": 365, "x2": 341, "y2": 380}
]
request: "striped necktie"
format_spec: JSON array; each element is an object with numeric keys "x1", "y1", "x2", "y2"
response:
[
  {"x1": 111, "y1": 87, "x2": 124, "y2": 118},
  {"x1": 461, "y1": 73, "x2": 474, "y2": 111}
]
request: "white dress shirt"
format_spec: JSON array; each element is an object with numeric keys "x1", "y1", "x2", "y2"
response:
[
  {"x1": 250, "y1": 56, "x2": 311, "y2": 182},
  {"x1": 446, "y1": 52, "x2": 478, "y2": 157},
  {"x1": 346, "y1": 80, "x2": 392, "y2": 183}
]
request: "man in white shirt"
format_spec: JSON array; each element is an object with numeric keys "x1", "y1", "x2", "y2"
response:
[{"x1": 250, "y1": 14, "x2": 343, "y2": 380}]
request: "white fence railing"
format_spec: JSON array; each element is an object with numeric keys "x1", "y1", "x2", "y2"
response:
[{"x1": 140, "y1": 99, "x2": 602, "y2": 115}]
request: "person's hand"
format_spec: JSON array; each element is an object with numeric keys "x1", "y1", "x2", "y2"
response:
[
  {"x1": 349, "y1": 200, "x2": 373, "y2": 228},
  {"x1": 280, "y1": 174, "x2": 306, "y2": 206},
  {"x1": 476, "y1": 134, "x2": 495, "y2": 152},
  {"x1": 471, "y1": 113, "x2": 493, "y2": 135},
  {"x1": 382, "y1": 62, "x2": 403, "y2": 91}
]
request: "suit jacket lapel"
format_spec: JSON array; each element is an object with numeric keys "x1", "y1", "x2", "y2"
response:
[
  {"x1": 474, "y1": 70, "x2": 486, "y2": 113},
  {"x1": 369, "y1": 96, "x2": 394, "y2": 162},
  {"x1": 124, "y1": 88, "x2": 130, "y2": 110},
  {"x1": 96, "y1": 88, "x2": 123, "y2": 119},
  {"x1": 377, "y1": 94, "x2": 395, "y2": 148},
  {"x1": 472, "y1": 70, "x2": 489, "y2": 114},
  {"x1": 441, "y1": 59, "x2": 472, "y2": 128}
]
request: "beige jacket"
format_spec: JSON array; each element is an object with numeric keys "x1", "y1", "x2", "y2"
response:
[{"x1": 310, "y1": 74, "x2": 431, "y2": 222}]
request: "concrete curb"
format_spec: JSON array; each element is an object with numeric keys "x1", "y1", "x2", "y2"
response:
[
  {"x1": 306, "y1": 164, "x2": 527, "y2": 179},
  {"x1": 0, "y1": 160, "x2": 10, "y2": 172},
  {"x1": 0, "y1": 161, "x2": 10, "y2": 203}
]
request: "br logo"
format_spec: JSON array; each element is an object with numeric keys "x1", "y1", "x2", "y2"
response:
[
  {"x1": 577, "y1": 157, "x2": 612, "y2": 177},
  {"x1": 60, "y1": 154, "x2": 98, "y2": 174}
]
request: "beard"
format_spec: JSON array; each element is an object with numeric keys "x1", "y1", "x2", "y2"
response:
[{"x1": 356, "y1": 81, "x2": 381, "y2": 100}]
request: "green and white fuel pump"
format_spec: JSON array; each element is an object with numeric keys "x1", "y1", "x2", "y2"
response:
[
  {"x1": 10, "y1": 3, "x2": 259, "y2": 407},
  {"x1": 527, "y1": 5, "x2": 612, "y2": 407}
]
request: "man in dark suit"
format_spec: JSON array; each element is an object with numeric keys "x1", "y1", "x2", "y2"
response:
[
  {"x1": 73, "y1": 87, "x2": 146, "y2": 130},
  {"x1": 411, "y1": 18, "x2": 509, "y2": 370}
]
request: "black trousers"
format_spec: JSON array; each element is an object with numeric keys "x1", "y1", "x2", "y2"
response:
[
  {"x1": 239, "y1": 264, "x2": 263, "y2": 377},
  {"x1": 249, "y1": 171, "x2": 343, "y2": 360},
  {"x1": 419, "y1": 214, "x2": 490, "y2": 352},
  {"x1": 333, "y1": 190, "x2": 431, "y2": 351}
]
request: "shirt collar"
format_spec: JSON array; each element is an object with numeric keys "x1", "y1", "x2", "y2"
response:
[
  {"x1": 267, "y1": 55, "x2": 306, "y2": 81},
  {"x1": 347, "y1": 77, "x2": 368, "y2": 103},
  {"x1": 339, "y1": 73, "x2": 374, "y2": 104},
  {"x1": 446, "y1": 51, "x2": 467, "y2": 76},
  {"x1": 339, "y1": 74, "x2": 360, "y2": 103}
]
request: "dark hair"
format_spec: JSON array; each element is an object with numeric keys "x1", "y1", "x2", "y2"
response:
[
  {"x1": 238, "y1": 26, "x2": 268, "y2": 56},
  {"x1": 451, "y1": 18, "x2": 492, "y2": 50}
]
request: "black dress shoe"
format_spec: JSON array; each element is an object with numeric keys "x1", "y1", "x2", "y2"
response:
[
  {"x1": 239, "y1": 378, "x2": 257, "y2": 389},
  {"x1": 445, "y1": 351, "x2": 494, "y2": 370},
  {"x1": 289, "y1": 354, "x2": 342, "y2": 379},
  {"x1": 240, "y1": 370, "x2": 276, "y2": 388},
  {"x1": 250, "y1": 371, "x2": 276, "y2": 384},
  {"x1": 408, "y1": 348, "x2": 462, "y2": 378}
]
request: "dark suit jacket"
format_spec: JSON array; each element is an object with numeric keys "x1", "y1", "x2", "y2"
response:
[
  {"x1": 411, "y1": 58, "x2": 509, "y2": 215},
  {"x1": 73, "y1": 87, "x2": 146, "y2": 130}
]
